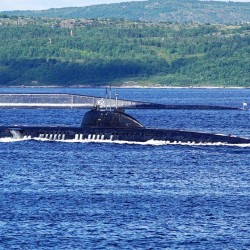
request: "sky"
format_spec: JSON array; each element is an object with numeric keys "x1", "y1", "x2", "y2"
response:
[{"x1": 0, "y1": 0, "x2": 249, "y2": 12}]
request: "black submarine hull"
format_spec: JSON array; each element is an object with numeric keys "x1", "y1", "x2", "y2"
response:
[{"x1": 1, "y1": 126, "x2": 250, "y2": 144}]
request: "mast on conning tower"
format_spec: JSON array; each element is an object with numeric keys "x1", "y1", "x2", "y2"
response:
[
  {"x1": 109, "y1": 85, "x2": 112, "y2": 111},
  {"x1": 115, "y1": 93, "x2": 118, "y2": 109}
]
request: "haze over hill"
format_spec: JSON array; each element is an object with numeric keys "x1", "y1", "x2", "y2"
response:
[
  {"x1": 0, "y1": 0, "x2": 147, "y2": 11},
  {"x1": 1, "y1": 0, "x2": 250, "y2": 24}
]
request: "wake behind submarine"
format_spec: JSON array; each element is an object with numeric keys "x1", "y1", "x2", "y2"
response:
[{"x1": 0, "y1": 106, "x2": 250, "y2": 145}]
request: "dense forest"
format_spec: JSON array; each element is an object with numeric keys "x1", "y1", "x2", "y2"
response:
[
  {"x1": 2, "y1": 0, "x2": 250, "y2": 24},
  {"x1": 0, "y1": 16, "x2": 249, "y2": 87}
]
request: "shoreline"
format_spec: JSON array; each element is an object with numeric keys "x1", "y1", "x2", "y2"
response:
[{"x1": 0, "y1": 84, "x2": 249, "y2": 89}]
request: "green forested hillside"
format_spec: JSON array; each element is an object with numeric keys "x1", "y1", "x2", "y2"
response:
[
  {"x1": 0, "y1": 17, "x2": 249, "y2": 87},
  {"x1": 2, "y1": 0, "x2": 250, "y2": 24}
]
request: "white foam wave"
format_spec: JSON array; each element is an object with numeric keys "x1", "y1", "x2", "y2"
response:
[
  {"x1": 1, "y1": 137, "x2": 250, "y2": 147},
  {"x1": 0, "y1": 137, "x2": 30, "y2": 143},
  {"x1": 76, "y1": 139, "x2": 250, "y2": 147}
]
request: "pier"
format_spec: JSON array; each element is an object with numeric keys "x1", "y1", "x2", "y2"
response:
[{"x1": 0, "y1": 93, "x2": 241, "y2": 110}]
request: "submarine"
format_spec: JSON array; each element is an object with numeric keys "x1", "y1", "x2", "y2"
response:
[{"x1": 0, "y1": 106, "x2": 250, "y2": 145}]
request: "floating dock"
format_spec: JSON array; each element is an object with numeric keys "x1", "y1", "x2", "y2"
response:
[{"x1": 0, "y1": 93, "x2": 241, "y2": 110}]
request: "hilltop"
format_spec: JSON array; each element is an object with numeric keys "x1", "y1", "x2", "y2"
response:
[
  {"x1": 1, "y1": 0, "x2": 250, "y2": 24},
  {"x1": 0, "y1": 16, "x2": 249, "y2": 87}
]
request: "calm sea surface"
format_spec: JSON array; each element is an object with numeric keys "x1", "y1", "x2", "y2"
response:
[{"x1": 0, "y1": 88, "x2": 250, "y2": 249}]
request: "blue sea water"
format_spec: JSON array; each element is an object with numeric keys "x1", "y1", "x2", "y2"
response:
[{"x1": 0, "y1": 88, "x2": 250, "y2": 249}]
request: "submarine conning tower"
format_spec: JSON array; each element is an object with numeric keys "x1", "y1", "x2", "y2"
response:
[{"x1": 81, "y1": 107, "x2": 144, "y2": 128}]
